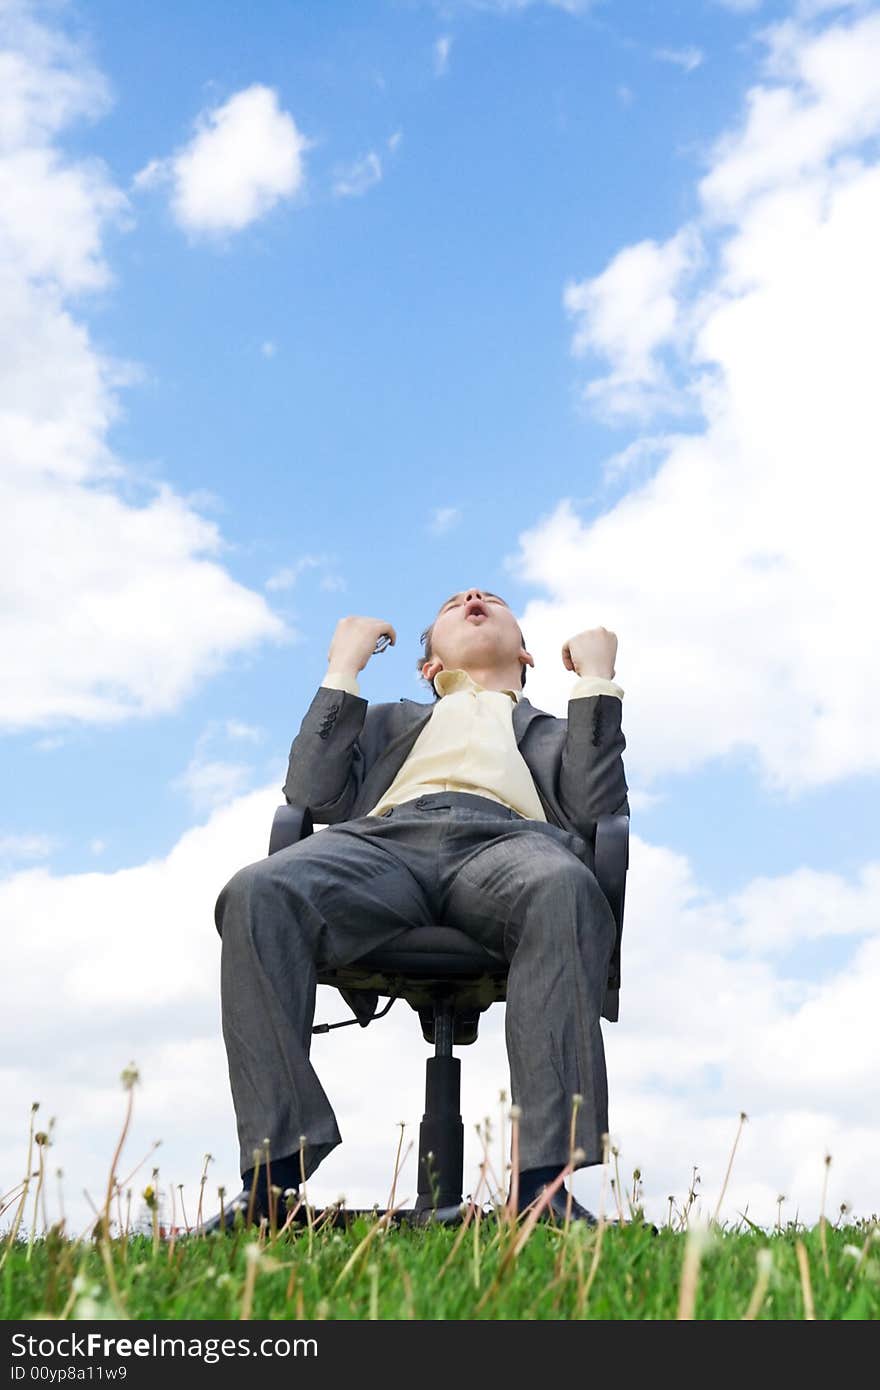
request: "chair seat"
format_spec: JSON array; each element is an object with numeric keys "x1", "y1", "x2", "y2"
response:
[
  {"x1": 315, "y1": 925, "x2": 508, "y2": 1017},
  {"x1": 357, "y1": 925, "x2": 506, "y2": 976}
]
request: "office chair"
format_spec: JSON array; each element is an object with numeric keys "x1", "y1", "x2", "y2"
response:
[{"x1": 267, "y1": 802, "x2": 629, "y2": 1223}]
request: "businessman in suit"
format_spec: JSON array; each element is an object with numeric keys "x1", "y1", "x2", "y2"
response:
[{"x1": 207, "y1": 586, "x2": 629, "y2": 1231}]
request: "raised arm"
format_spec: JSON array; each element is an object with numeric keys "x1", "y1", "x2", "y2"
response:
[
  {"x1": 282, "y1": 615, "x2": 396, "y2": 823},
  {"x1": 557, "y1": 626, "x2": 630, "y2": 835}
]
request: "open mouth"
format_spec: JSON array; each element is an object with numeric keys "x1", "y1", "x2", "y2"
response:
[{"x1": 464, "y1": 601, "x2": 489, "y2": 621}]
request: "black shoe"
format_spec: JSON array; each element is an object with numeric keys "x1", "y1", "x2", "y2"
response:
[
  {"x1": 518, "y1": 1189, "x2": 660, "y2": 1233},
  {"x1": 195, "y1": 1187, "x2": 303, "y2": 1236},
  {"x1": 519, "y1": 1185, "x2": 599, "y2": 1225},
  {"x1": 194, "y1": 1188, "x2": 266, "y2": 1235}
]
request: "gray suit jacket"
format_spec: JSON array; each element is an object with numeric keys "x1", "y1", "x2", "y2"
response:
[{"x1": 283, "y1": 685, "x2": 630, "y2": 1020}]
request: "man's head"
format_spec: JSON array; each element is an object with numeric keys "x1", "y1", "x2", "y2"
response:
[{"x1": 417, "y1": 587, "x2": 534, "y2": 700}]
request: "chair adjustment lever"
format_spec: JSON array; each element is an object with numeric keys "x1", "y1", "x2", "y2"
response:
[{"x1": 312, "y1": 996, "x2": 396, "y2": 1035}]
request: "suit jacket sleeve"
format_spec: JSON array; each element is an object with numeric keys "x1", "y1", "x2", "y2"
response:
[
  {"x1": 558, "y1": 685, "x2": 630, "y2": 839},
  {"x1": 282, "y1": 679, "x2": 369, "y2": 823}
]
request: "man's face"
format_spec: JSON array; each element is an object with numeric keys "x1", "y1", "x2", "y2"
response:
[{"x1": 425, "y1": 586, "x2": 533, "y2": 683}]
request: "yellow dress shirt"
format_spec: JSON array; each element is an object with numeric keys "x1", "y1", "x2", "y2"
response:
[{"x1": 319, "y1": 667, "x2": 624, "y2": 821}]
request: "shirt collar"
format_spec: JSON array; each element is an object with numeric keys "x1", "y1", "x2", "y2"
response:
[{"x1": 434, "y1": 668, "x2": 523, "y2": 703}]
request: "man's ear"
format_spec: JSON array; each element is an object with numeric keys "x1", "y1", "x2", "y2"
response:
[
  {"x1": 422, "y1": 658, "x2": 444, "y2": 682},
  {"x1": 520, "y1": 647, "x2": 535, "y2": 670}
]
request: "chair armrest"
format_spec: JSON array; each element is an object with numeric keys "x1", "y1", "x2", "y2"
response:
[
  {"x1": 593, "y1": 813, "x2": 629, "y2": 1014},
  {"x1": 268, "y1": 803, "x2": 314, "y2": 855}
]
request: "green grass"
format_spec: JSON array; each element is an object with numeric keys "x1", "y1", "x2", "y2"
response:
[
  {"x1": 4, "y1": 1088, "x2": 878, "y2": 1319},
  {"x1": 3, "y1": 1215, "x2": 879, "y2": 1320}
]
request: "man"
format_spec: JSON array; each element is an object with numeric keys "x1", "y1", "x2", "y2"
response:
[{"x1": 206, "y1": 587, "x2": 628, "y2": 1231}]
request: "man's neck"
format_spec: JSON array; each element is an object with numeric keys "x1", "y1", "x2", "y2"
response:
[{"x1": 456, "y1": 664, "x2": 523, "y2": 695}]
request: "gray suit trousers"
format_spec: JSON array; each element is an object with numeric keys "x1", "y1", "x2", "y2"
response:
[{"x1": 214, "y1": 790, "x2": 618, "y2": 1181}]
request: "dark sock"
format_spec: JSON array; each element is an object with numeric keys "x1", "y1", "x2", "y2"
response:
[
  {"x1": 516, "y1": 1164, "x2": 563, "y2": 1208},
  {"x1": 241, "y1": 1154, "x2": 301, "y2": 1213}
]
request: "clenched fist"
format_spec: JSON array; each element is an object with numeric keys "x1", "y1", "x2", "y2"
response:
[
  {"x1": 561, "y1": 626, "x2": 618, "y2": 680},
  {"x1": 327, "y1": 615, "x2": 397, "y2": 677}
]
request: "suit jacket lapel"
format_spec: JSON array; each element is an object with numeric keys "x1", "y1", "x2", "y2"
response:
[
  {"x1": 357, "y1": 703, "x2": 434, "y2": 813},
  {"x1": 512, "y1": 696, "x2": 546, "y2": 748}
]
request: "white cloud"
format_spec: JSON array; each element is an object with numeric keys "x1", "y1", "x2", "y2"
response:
[
  {"x1": 700, "y1": 10, "x2": 880, "y2": 219},
  {"x1": 439, "y1": 0, "x2": 598, "y2": 12},
  {"x1": 172, "y1": 720, "x2": 265, "y2": 812},
  {"x1": 714, "y1": 0, "x2": 764, "y2": 12},
  {"x1": 331, "y1": 151, "x2": 383, "y2": 199},
  {"x1": 428, "y1": 505, "x2": 462, "y2": 534},
  {"x1": 0, "y1": 15, "x2": 286, "y2": 730},
  {"x1": 387, "y1": 130, "x2": 403, "y2": 152},
  {"x1": 0, "y1": 147, "x2": 129, "y2": 292},
  {"x1": 2, "y1": 787, "x2": 878, "y2": 1235},
  {"x1": 599, "y1": 433, "x2": 678, "y2": 482},
  {"x1": 173, "y1": 758, "x2": 253, "y2": 815},
  {"x1": 135, "y1": 85, "x2": 311, "y2": 236},
  {"x1": 0, "y1": 2, "x2": 111, "y2": 148},
  {"x1": 794, "y1": 1, "x2": 870, "y2": 18},
  {"x1": 531, "y1": 7, "x2": 880, "y2": 797},
  {"x1": 654, "y1": 46, "x2": 705, "y2": 73},
  {"x1": 224, "y1": 720, "x2": 262, "y2": 742},
  {"x1": 434, "y1": 34, "x2": 453, "y2": 75},
  {"x1": 260, "y1": 339, "x2": 277, "y2": 358},
  {"x1": 265, "y1": 555, "x2": 326, "y2": 592},
  {"x1": 0, "y1": 833, "x2": 53, "y2": 867},
  {"x1": 563, "y1": 226, "x2": 703, "y2": 418}
]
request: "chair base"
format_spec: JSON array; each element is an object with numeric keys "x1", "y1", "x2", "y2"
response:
[{"x1": 300, "y1": 1204, "x2": 467, "y2": 1230}]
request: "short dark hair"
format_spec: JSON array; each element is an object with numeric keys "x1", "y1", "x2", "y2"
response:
[{"x1": 416, "y1": 601, "x2": 528, "y2": 701}]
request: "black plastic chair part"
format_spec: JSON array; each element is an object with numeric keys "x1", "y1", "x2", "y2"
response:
[{"x1": 267, "y1": 801, "x2": 629, "y2": 1220}]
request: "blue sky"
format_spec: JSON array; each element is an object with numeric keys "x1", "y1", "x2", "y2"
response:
[{"x1": 2, "y1": 0, "x2": 879, "y2": 1237}]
